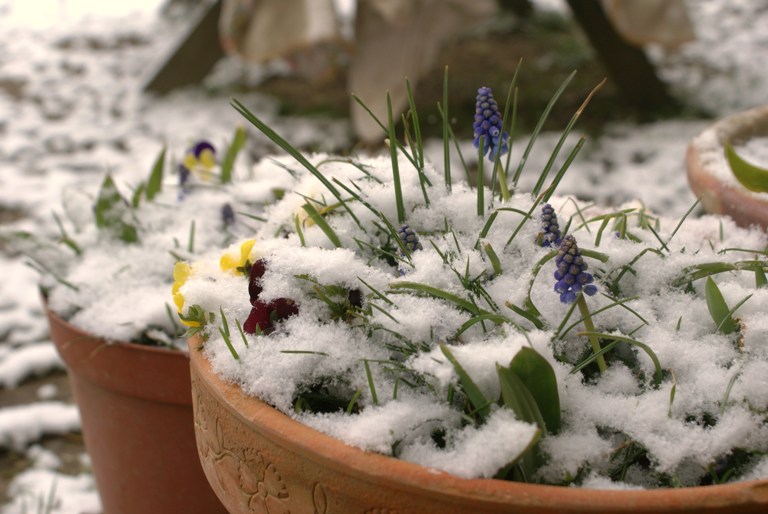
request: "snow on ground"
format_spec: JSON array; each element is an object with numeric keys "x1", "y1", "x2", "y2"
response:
[{"x1": 1, "y1": 0, "x2": 767, "y2": 510}]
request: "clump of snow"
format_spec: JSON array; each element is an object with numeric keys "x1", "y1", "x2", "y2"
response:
[
  {"x1": 737, "y1": 137, "x2": 768, "y2": 168},
  {"x1": 399, "y1": 409, "x2": 539, "y2": 479},
  {"x1": 0, "y1": 402, "x2": 80, "y2": 451},
  {"x1": 0, "y1": 342, "x2": 64, "y2": 388},
  {"x1": 2, "y1": 468, "x2": 101, "y2": 514},
  {"x1": 300, "y1": 397, "x2": 459, "y2": 456},
  {"x1": 36, "y1": 383, "x2": 59, "y2": 401}
]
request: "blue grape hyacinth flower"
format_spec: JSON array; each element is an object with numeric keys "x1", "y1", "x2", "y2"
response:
[
  {"x1": 554, "y1": 235, "x2": 597, "y2": 304},
  {"x1": 397, "y1": 224, "x2": 423, "y2": 276},
  {"x1": 472, "y1": 86, "x2": 509, "y2": 160},
  {"x1": 537, "y1": 203, "x2": 562, "y2": 247},
  {"x1": 397, "y1": 224, "x2": 423, "y2": 253}
]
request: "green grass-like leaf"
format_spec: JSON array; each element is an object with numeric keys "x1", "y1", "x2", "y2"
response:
[
  {"x1": 146, "y1": 146, "x2": 166, "y2": 200},
  {"x1": 218, "y1": 308, "x2": 240, "y2": 361},
  {"x1": 512, "y1": 70, "x2": 576, "y2": 187},
  {"x1": 363, "y1": 359, "x2": 379, "y2": 405},
  {"x1": 52, "y1": 211, "x2": 81, "y2": 255},
  {"x1": 386, "y1": 92, "x2": 406, "y2": 224},
  {"x1": 576, "y1": 331, "x2": 663, "y2": 387},
  {"x1": 390, "y1": 281, "x2": 479, "y2": 314},
  {"x1": 453, "y1": 312, "x2": 516, "y2": 339},
  {"x1": 705, "y1": 277, "x2": 737, "y2": 334},
  {"x1": 442, "y1": 65, "x2": 451, "y2": 191},
  {"x1": 477, "y1": 136, "x2": 485, "y2": 216},
  {"x1": 531, "y1": 78, "x2": 605, "y2": 197},
  {"x1": 483, "y1": 242, "x2": 502, "y2": 275},
  {"x1": 755, "y1": 267, "x2": 767, "y2": 288},
  {"x1": 302, "y1": 202, "x2": 342, "y2": 248},
  {"x1": 220, "y1": 125, "x2": 247, "y2": 184},
  {"x1": 672, "y1": 260, "x2": 768, "y2": 287},
  {"x1": 440, "y1": 344, "x2": 491, "y2": 420}
]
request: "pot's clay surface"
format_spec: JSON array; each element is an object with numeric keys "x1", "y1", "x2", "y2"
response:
[
  {"x1": 188, "y1": 338, "x2": 768, "y2": 514},
  {"x1": 686, "y1": 105, "x2": 768, "y2": 229},
  {"x1": 46, "y1": 308, "x2": 227, "y2": 514}
]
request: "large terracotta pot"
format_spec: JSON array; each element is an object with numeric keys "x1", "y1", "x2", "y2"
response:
[
  {"x1": 686, "y1": 105, "x2": 768, "y2": 229},
  {"x1": 46, "y1": 307, "x2": 227, "y2": 514},
  {"x1": 188, "y1": 338, "x2": 768, "y2": 514}
]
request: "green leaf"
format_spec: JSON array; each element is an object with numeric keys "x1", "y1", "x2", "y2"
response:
[
  {"x1": 496, "y1": 363, "x2": 546, "y2": 432},
  {"x1": 705, "y1": 277, "x2": 737, "y2": 334},
  {"x1": 576, "y1": 332, "x2": 664, "y2": 388},
  {"x1": 386, "y1": 92, "x2": 405, "y2": 224},
  {"x1": 442, "y1": 65, "x2": 451, "y2": 191},
  {"x1": 94, "y1": 174, "x2": 138, "y2": 243},
  {"x1": 363, "y1": 360, "x2": 379, "y2": 405},
  {"x1": 725, "y1": 143, "x2": 768, "y2": 193},
  {"x1": 512, "y1": 70, "x2": 576, "y2": 187},
  {"x1": 131, "y1": 182, "x2": 145, "y2": 208},
  {"x1": 756, "y1": 267, "x2": 767, "y2": 288},
  {"x1": 302, "y1": 202, "x2": 342, "y2": 248},
  {"x1": 221, "y1": 126, "x2": 247, "y2": 184},
  {"x1": 482, "y1": 242, "x2": 502, "y2": 275},
  {"x1": 508, "y1": 347, "x2": 561, "y2": 434},
  {"x1": 440, "y1": 344, "x2": 491, "y2": 420},
  {"x1": 531, "y1": 78, "x2": 605, "y2": 197},
  {"x1": 145, "y1": 146, "x2": 166, "y2": 200},
  {"x1": 453, "y1": 312, "x2": 514, "y2": 338},
  {"x1": 389, "y1": 282, "x2": 478, "y2": 314}
]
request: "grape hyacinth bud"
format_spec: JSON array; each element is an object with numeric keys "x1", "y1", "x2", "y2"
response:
[
  {"x1": 537, "y1": 203, "x2": 562, "y2": 247},
  {"x1": 397, "y1": 224, "x2": 423, "y2": 253},
  {"x1": 397, "y1": 224, "x2": 422, "y2": 276},
  {"x1": 554, "y1": 235, "x2": 597, "y2": 304},
  {"x1": 472, "y1": 87, "x2": 509, "y2": 160},
  {"x1": 221, "y1": 203, "x2": 235, "y2": 227}
]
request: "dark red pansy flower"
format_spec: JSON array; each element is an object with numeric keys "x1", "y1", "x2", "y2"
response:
[{"x1": 243, "y1": 259, "x2": 298, "y2": 334}]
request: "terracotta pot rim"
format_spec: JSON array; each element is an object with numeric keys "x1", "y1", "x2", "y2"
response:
[
  {"x1": 189, "y1": 337, "x2": 768, "y2": 510},
  {"x1": 704, "y1": 105, "x2": 768, "y2": 144},
  {"x1": 45, "y1": 300, "x2": 187, "y2": 357}
]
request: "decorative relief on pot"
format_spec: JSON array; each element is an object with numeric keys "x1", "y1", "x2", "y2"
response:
[
  {"x1": 193, "y1": 376, "x2": 292, "y2": 514},
  {"x1": 312, "y1": 483, "x2": 329, "y2": 514}
]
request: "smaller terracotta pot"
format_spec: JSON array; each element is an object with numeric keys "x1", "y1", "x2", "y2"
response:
[
  {"x1": 46, "y1": 306, "x2": 227, "y2": 514},
  {"x1": 188, "y1": 337, "x2": 768, "y2": 514},
  {"x1": 686, "y1": 105, "x2": 768, "y2": 229}
]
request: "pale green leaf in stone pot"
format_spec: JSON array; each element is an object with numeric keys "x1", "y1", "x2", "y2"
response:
[{"x1": 725, "y1": 142, "x2": 768, "y2": 193}]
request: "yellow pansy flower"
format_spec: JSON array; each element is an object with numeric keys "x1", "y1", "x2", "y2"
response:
[
  {"x1": 220, "y1": 239, "x2": 256, "y2": 274},
  {"x1": 172, "y1": 261, "x2": 200, "y2": 327}
]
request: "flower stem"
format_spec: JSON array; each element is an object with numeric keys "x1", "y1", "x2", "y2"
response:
[
  {"x1": 495, "y1": 161, "x2": 511, "y2": 201},
  {"x1": 577, "y1": 294, "x2": 606, "y2": 373}
]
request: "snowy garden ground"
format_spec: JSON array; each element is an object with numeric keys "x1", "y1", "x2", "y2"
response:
[{"x1": 1, "y1": 0, "x2": 767, "y2": 512}]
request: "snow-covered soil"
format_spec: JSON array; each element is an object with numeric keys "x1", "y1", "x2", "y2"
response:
[{"x1": 1, "y1": 0, "x2": 767, "y2": 511}]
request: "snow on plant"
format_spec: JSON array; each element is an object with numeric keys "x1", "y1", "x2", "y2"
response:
[
  {"x1": 179, "y1": 74, "x2": 768, "y2": 487},
  {"x1": 5, "y1": 127, "x2": 297, "y2": 349}
]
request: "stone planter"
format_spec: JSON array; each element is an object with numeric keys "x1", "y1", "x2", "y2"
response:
[
  {"x1": 686, "y1": 105, "x2": 768, "y2": 229},
  {"x1": 188, "y1": 337, "x2": 768, "y2": 514},
  {"x1": 46, "y1": 306, "x2": 227, "y2": 514}
]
